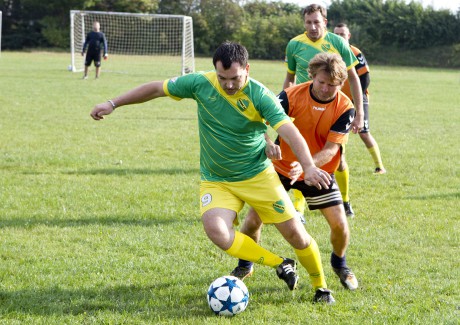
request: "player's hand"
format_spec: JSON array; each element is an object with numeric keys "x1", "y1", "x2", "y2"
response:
[
  {"x1": 288, "y1": 161, "x2": 303, "y2": 185},
  {"x1": 302, "y1": 165, "x2": 331, "y2": 190},
  {"x1": 265, "y1": 142, "x2": 282, "y2": 160},
  {"x1": 104, "y1": 54, "x2": 108, "y2": 60},
  {"x1": 90, "y1": 102, "x2": 114, "y2": 121},
  {"x1": 350, "y1": 114, "x2": 364, "y2": 134}
]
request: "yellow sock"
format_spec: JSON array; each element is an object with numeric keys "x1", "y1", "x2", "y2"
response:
[
  {"x1": 295, "y1": 238, "x2": 327, "y2": 290},
  {"x1": 292, "y1": 189, "x2": 306, "y2": 214},
  {"x1": 225, "y1": 231, "x2": 283, "y2": 267},
  {"x1": 334, "y1": 168, "x2": 350, "y2": 202},
  {"x1": 368, "y1": 145, "x2": 384, "y2": 169}
]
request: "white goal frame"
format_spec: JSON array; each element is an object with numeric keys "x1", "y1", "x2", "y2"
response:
[{"x1": 70, "y1": 10, "x2": 195, "y2": 76}]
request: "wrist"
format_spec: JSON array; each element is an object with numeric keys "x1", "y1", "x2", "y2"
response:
[{"x1": 108, "y1": 100, "x2": 116, "y2": 110}]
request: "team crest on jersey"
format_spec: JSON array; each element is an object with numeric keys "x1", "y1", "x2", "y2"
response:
[
  {"x1": 272, "y1": 200, "x2": 286, "y2": 213},
  {"x1": 321, "y1": 43, "x2": 331, "y2": 52},
  {"x1": 237, "y1": 98, "x2": 249, "y2": 111}
]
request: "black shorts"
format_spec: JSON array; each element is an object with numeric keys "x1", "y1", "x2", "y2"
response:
[
  {"x1": 278, "y1": 172, "x2": 342, "y2": 210},
  {"x1": 360, "y1": 93, "x2": 370, "y2": 133},
  {"x1": 85, "y1": 50, "x2": 102, "y2": 67}
]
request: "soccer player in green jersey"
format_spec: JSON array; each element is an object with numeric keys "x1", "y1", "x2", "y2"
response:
[
  {"x1": 285, "y1": 4, "x2": 363, "y2": 218},
  {"x1": 90, "y1": 41, "x2": 335, "y2": 304}
]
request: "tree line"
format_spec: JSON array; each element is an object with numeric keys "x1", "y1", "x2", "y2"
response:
[{"x1": 1, "y1": 0, "x2": 459, "y2": 67}]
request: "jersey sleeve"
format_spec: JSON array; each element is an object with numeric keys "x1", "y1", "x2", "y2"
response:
[
  {"x1": 337, "y1": 38, "x2": 358, "y2": 70},
  {"x1": 102, "y1": 33, "x2": 108, "y2": 54},
  {"x1": 277, "y1": 90, "x2": 290, "y2": 115},
  {"x1": 284, "y1": 40, "x2": 296, "y2": 75},
  {"x1": 259, "y1": 89, "x2": 290, "y2": 131},
  {"x1": 355, "y1": 52, "x2": 369, "y2": 75},
  {"x1": 163, "y1": 74, "x2": 197, "y2": 101},
  {"x1": 327, "y1": 108, "x2": 355, "y2": 144},
  {"x1": 82, "y1": 33, "x2": 90, "y2": 52}
]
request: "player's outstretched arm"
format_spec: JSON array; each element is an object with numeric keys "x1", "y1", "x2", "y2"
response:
[{"x1": 90, "y1": 81, "x2": 166, "y2": 120}]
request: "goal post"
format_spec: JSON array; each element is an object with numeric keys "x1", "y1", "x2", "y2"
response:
[
  {"x1": 69, "y1": 10, "x2": 195, "y2": 76},
  {"x1": 0, "y1": 11, "x2": 2, "y2": 58}
]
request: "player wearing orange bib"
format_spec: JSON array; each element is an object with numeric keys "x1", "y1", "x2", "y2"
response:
[
  {"x1": 232, "y1": 52, "x2": 359, "y2": 291},
  {"x1": 334, "y1": 23, "x2": 386, "y2": 177},
  {"x1": 285, "y1": 4, "x2": 365, "y2": 219}
]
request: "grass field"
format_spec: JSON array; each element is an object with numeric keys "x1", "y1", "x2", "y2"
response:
[{"x1": 0, "y1": 51, "x2": 459, "y2": 324}]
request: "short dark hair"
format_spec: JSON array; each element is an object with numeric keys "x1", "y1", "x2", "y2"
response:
[
  {"x1": 302, "y1": 4, "x2": 327, "y2": 18},
  {"x1": 335, "y1": 22, "x2": 348, "y2": 28},
  {"x1": 213, "y1": 41, "x2": 249, "y2": 69}
]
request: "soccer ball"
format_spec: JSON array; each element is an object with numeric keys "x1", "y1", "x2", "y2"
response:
[{"x1": 207, "y1": 275, "x2": 249, "y2": 316}]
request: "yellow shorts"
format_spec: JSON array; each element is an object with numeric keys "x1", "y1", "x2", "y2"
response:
[{"x1": 200, "y1": 165, "x2": 296, "y2": 224}]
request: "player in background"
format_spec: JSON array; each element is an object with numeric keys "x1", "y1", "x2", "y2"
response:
[
  {"x1": 284, "y1": 4, "x2": 363, "y2": 218},
  {"x1": 81, "y1": 21, "x2": 108, "y2": 79},
  {"x1": 334, "y1": 23, "x2": 386, "y2": 176},
  {"x1": 231, "y1": 52, "x2": 359, "y2": 291},
  {"x1": 90, "y1": 41, "x2": 335, "y2": 304}
]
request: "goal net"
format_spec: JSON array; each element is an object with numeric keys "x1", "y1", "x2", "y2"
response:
[{"x1": 70, "y1": 10, "x2": 195, "y2": 77}]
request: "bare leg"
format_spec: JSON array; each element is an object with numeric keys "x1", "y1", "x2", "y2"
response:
[
  {"x1": 240, "y1": 207, "x2": 263, "y2": 243},
  {"x1": 320, "y1": 204, "x2": 349, "y2": 257},
  {"x1": 201, "y1": 208, "x2": 236, "y2": 250},
  {"x1": 359, "y1": 131, "x2": 377, "y2": 148}
]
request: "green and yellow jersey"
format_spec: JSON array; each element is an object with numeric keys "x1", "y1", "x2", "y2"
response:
[
  {"x1": 285, "y1": 31, "x2": 358, "y2": 84},
  {"x1": 163, "y1": 71, "x2": 290, "y2": 182}
]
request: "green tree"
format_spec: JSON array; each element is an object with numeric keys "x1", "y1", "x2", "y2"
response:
[
  {"x1": 0, "y1": 0, "x2": 159, "y2": 49},
  {"x1": 328, "y1": 0, "x2": 460, "y2": 53}
]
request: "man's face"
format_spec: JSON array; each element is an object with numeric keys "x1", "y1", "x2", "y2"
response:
[
  {"x1": 311, "y1": 70, "x2": 343, "y2": 102},
  {"x1": 304, "y1": 11, "x2": 327, "y2": 41},
  {"x1": 215, "y1": 61, "x2": 249, "y2": 96},
  {"x1": 334, "y1": 26, "x2": 351, "y2": 43}
]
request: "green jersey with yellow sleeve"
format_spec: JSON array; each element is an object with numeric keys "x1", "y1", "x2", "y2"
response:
[
  {"x1": 163, "y1": 71, "x2": 290, "y2": 182},
  {"x1": 285, "y1": 31, "x2": 358, "y2": 84}
]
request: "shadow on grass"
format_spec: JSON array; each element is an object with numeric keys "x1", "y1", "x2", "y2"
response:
[
  {"x1": 0, "y1": 278, "x2": 306, "y2": 320},
  {"x1": 0, "y1": 281, "x2": 211, "y2": 320},
  {"x1": 63, "y1": 167, "x2": 200, "y2": 176},
  {"x1": 0, "y1": 214, "x2": 198, "y2": 229}
]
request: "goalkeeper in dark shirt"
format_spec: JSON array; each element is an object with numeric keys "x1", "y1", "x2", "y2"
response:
[{"x1": 81, "y1": 21, "x2": 108, "y2": 79}]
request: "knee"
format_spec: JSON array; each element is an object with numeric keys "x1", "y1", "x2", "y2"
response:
[
  {"x1": 246, "y1": 215, "x2": 262, "y2": 232},
  {"x1": 278, "y1": 220, "x2": 310, "y2": 250},
  {"x1": 330, "y1": 219, "x2": 349, "y2": 238},
  {"x1": 201, "y1": 214, "x2": 233, "y2": 250}
]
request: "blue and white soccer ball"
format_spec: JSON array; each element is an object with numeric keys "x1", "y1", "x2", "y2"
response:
[{"x1": 207, "y1": 275, "x2": 249, "y2": 316}]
